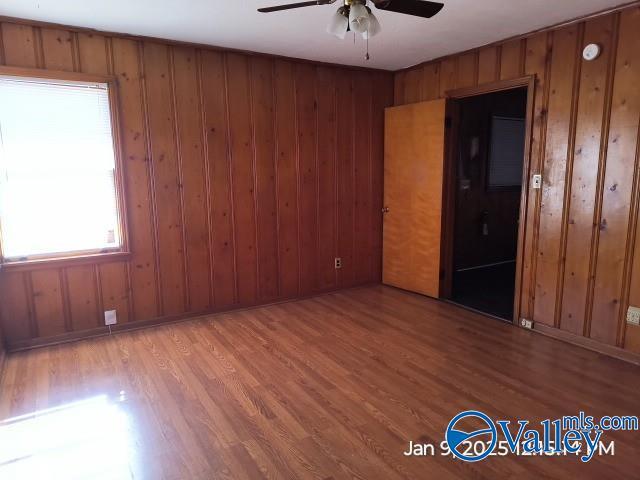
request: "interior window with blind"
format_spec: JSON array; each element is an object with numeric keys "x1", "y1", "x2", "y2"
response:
[
  {"x1": 0, "y1": 75, "x2": 123, "y2": 262},
  {"x1": 487, "y1": 115, "x2": 525, "y2": 189}
]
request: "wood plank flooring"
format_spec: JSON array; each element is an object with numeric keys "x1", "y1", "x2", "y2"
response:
[{"x1": 1, "y1": 285, "x2": 639, "y2": 479}]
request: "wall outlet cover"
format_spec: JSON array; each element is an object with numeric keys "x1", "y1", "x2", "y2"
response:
[
  {"x1": 335, "y1": 257, "x2": 342, "y2": 269},
  {"x1": 104, "y1": 310, "x2": 117, "y2": 326},
  {"x1": 627, "y1": 306, "x2": 640, "y2": 326},
  {"x1": 520, "y1": 318, "x2": 534, "y2": 329}
]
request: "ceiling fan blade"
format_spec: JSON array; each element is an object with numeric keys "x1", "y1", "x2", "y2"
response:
[
  {"x1": 258, "y1": 0, "x2": 332, "y2": 13},
  {"x1": 372, "y1": 0, "x2": 444, "y2": 18}
]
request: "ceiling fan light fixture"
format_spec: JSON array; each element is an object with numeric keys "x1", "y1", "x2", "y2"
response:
[
  {"x1": 362, "y1": 8, "x2": 381, "y2": 39},
  {"x1": 349, "y1": 2, "x2": 370, "y2": 34},
  {"x1": 327, "y1": 6, "x2": 349, "y2": 38}
]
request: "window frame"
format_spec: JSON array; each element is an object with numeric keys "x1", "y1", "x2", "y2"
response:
[{"x1": 0, "y1": 66, "x2": 130, "y2": 271}]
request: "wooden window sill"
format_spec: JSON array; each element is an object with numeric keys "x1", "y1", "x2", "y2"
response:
[{"x1": 0, "y1": 251, "x2": 131, "y2": 272}]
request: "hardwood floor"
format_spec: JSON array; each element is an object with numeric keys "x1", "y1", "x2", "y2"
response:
[{"x1": 1, "y1": 285, "x2": 639, "y2": 479}]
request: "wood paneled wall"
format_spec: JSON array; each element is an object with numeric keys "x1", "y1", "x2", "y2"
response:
[
  {"x1": 0, "y1": 20, "x2": 394, "y2": 348},
  {"x1": 394, "y1": 5, "x2": 640, "y2": 355}
]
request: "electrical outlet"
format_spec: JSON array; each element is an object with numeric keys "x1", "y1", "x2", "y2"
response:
[
  {"x1": 104, "y1": 310, "x2": 117, "y2": 326},
  {"x1": 627, "y1": 307, "x2": 640, "y2": 326},
  {"x1": 520, "y1": 318, "x2": 533, "y2": 329},
  {"x1": 335, "y1": 257, "x2": 342, "y2": 269}
]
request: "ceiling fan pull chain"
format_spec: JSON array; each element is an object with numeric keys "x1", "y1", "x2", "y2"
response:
[{"x1": 365, "y1": 29, "x2": 370, "y2": 60}]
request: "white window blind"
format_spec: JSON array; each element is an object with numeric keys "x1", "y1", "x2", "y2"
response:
[{"x1": 0, "y1": 77, "x2": 121, "y2": 260}]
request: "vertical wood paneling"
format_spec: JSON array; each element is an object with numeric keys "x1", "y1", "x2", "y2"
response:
[
  {"x1": 273, "y1": 60, "x2": 300, "y2": 299},
  {"x1": 591, "y1": 8, "x2": 640, "y2": 344},
  {"x1": 560, "y1": 16, "x2": 614, "y2": 336},
  {"x1": 0, "y1": 18, "x2": 389, "y2": 347},
  {"x1": 477, "y1": 46, "x2": 499, "y2": 85},
  {"x1": 421, "y1": 62, "x2": 440, "y2": 101},
  {"x1": 336, "y1": 70, "x2": 356, "y2": 288},
  {"x1": 316, "y1": 66, "x2": 338, "y2": 290},
  {"x1": 390, "y1": 4, "x2": 640, "y2": 357},
  {"x1": 65, "y1": 266, "x2": 99, "y2": 331},
  {"x1": 533, "y1": 27, "x2": 579, "y2": 327},
  {"x1": 439, "y1": 58, "x2": 457, "y2": 97},
  {"x1": 31, "y1": 270, "x2": 66, "y2": 337},
  {"x1": 226, "y1": 53, "x2": 259, "y2": 304},
  {"x1": 354, "y1": 71, "x2": 373, "y2": 284},
  {"x1": 143, "y1": 42, "x2": 186, "y2": 316},
  {"x1": 402, "y1": 67, "x2": 423, "y2": 104},
  {"x1": 295, "y1": 63, "x2": 319, "y2": 293},
  {"x1": 111, "y1": 37, "x2": 159, "y2": 321},
  {"x1": 40, "y1": 28, "x2": 75, "y2": 71},
  {"x1": 201, "y1": 50, "x2": 236, "y2": 308},
  {"x1": 457, "y1": 52, "x2": 478, "y2": 88},
  {"x1": 99, "y1": 262, "x2": 131, "y2": 324},
  {"x1": 0, "y1": 273, "x2": 33, "y2": 341},
  {"x1": 172, "y1": 46, "x2": 211, "y2": 312},
  {"x1": 250, "y1": 57, "x2": 280, "y2": 301},
  {"x1": 521, "y1": 31, "x2": 551, "y2": 322},
  {"x1": 500, "y1": 39, "x2": 524, "y2": 80},
  {"x1": 371, "y1": 73, "x2": 394, "y2": 281},
  {"x1": 1, "y1": 23, "x2": 37, "y2": 67},
  {"x1": 77, "y1": 33, "x2": 109, "y2": 74}
]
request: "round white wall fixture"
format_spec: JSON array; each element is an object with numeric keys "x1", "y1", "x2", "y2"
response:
[{"x1": 583, "y1": 43, "x2": 601, "y2": 61}]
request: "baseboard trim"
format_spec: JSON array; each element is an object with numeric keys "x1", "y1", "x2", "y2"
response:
[
  {"x1": 533, "y1": 323, "x2": 640, "y2": 366},
  {"x1": 6, "y1": 283, "x2": 378, "y2": 352}
]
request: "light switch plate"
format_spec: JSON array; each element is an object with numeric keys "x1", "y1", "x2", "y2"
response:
[
  {"x1": 532, "y1": 174, "x2": 542, "y2": 189},
  {"x1": 104, "y1": 310, "x2": 117, "y2": 326},
  {"x1": 627, "y1": 307, "x2": 640, "y2": 326}
]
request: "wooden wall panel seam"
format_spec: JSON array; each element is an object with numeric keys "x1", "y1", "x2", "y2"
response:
[
  {"x1": 518, "y1": 39, "x2": 527, "y2": 77},
  {"x1": 269, "y1": 60, "x2": 283, "y2": 298},
  {"x1": 0, "y1": 23, "x2": 5, "y2": 64},
  {"x1": 525, "y1": 32, "x2": 553, "y2": 319},
  {"x1": 33, "y1": 27, "x2": 44, "y2": 68},
  {"x1": 221, "y1": 53, "x2": 240, "y2": 305},
  {"x1": 95, "y1": 264, "x2": 105, "y2": 328},
  {"x1": 367, "y1": 76, "x2": 375, "y2": 281},
  {"x1": 333, "y1": 70, "x2": 340, "y2": 286},
  {"x1": 314, "y1": 66, "x2": 321, "y2": 291},
  {"x1": 25, "y1": 272, "x2": 38, "y2": 337},
  {"x1": 70, "y1": 31, "x2": 80, "y2": 72},
  {"x1": 554, "y1": 22, "x2": 586, "y2": 328},
  {"x1": 137, "y1": 41, "x2": 164, "y2": 317},
  {"x1": 293, "y1": 63, "x2": 303, "y2": 295},
  {"x1": 168, "y1": 46, "x2": 192, "y2": 312},
  {"x1": 473, "y1": 51, "x2": 480, "y2": 87},
  {"x1": 60, "y1": 268, "x2": 72, "y2": 332},
  {"x1": 248, "y1": 57, "x2": 262, "y2": 301},
  {"x1": 196, "y1": 49, "x2": 216, "y2": 308},
  {"x1": 584, "y1": 13, "x2": 620, "y2": 338}
]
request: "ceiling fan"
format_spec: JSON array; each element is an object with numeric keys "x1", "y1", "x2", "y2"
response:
[{"x1": 258, "y1": 0, "x2": 444, "y2": 41}]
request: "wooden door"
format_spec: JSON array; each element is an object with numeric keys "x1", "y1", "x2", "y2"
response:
[{"x1": 383, "y1": 99, "x2": 446, "y2": 297}]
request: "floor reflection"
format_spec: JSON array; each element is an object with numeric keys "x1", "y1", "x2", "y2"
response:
[{"x1": 0, "y1": 394, "x2": 134, "y2": 479}]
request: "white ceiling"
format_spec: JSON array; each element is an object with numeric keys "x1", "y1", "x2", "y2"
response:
[{"x1": 0, "y1": 0, "x2": 630, "y2": 70}]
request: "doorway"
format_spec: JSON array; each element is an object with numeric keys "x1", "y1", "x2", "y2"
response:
[{"x1": 446, "y1": 87, "x2": 528, "y2": 321}]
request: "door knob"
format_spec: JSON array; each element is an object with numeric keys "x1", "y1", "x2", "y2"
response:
[{"x1": 382, "y1": 207, "x2": 389, "y2": 213}]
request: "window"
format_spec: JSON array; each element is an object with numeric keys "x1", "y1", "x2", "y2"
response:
[
  {"x1": 487, "y1": 115, "x2": 525, "y2": 189},
  {"x1": 0, "y1": 71, "x2": 126, "y2": 264}
]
